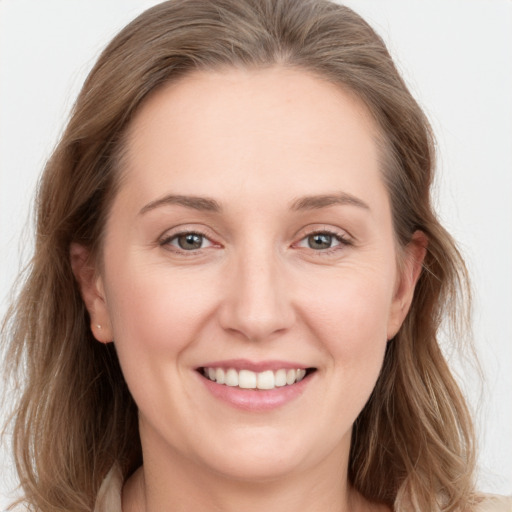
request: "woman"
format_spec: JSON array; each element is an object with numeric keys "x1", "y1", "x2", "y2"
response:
[{"x1": 2, "y1": 0, "x2": 510, "y2": 511}]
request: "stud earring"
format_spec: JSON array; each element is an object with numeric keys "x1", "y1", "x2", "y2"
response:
[{"x1": 96, "y1": 324, "x2": 102, "y2": 330}]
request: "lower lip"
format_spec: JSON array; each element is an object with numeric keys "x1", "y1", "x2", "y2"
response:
[{"x1": 197, "y1": 372, "x2": 313, "y2": 411}]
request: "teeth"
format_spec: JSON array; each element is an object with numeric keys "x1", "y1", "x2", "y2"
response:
[
  {"x1": 202, "y1": 367, "x2": 310, "y2": 389},
  {"x1": 225, "y1": 368, "x2": 238, "y2": 387},
  {"x1": 275, "y1": 369, "x2": 287, "y2": 387},
  {"x1": 257, "y1": 370, "x2": 274, "y2": 390},
  {"x1": 239, "y1": 370, "x2": 257, "y2": 389},
  {"x1": 286, "y1": 369, "x2": 296, "y2": 385}
]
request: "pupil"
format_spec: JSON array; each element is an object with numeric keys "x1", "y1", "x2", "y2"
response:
[
  {"x1": 178, "y1": 233, "x2": 202, "y2": 250},
  {"x1": 308, "y1": 233, "x2": 332, "y2": 250}
]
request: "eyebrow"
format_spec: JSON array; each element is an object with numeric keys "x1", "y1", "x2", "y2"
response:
[
  {"x1": 139, "y1": 194, "x2": 222, "y2": 215},
  {"x1": 290, "y1": 192, "x2": 370, "y2": 211},
  {"x1": 139, "y1": 191, "x2": 369, "y2": 216}
]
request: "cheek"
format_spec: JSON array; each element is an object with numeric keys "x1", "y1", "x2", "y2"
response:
[
  {"x1": 300, "y1": 270, "x2": 393, "y2": 385},
  {"x1": 287, "y1": 272, "x2": 393, "y2": 453},
  {"x1": 104, "y1": 261, "x2": 218, "y2": 360},
  {"x1": 305, "y1": 270, "x2": 393, "y2": 346},
  {"x1": 102, "y1": 262, "x2": 222, "y2": 420}
]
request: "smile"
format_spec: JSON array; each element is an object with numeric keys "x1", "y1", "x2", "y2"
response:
[{"x1": 201, "y1": 367, "x2": 313, "y2": 390}]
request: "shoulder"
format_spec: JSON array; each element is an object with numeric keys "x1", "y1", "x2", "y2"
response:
[
  {"x1": 94, "y1": 465, "x2": 123, "y2": 512},
  {"x1": 473, "y1": 494, "x2": 512, "y2": 512}
]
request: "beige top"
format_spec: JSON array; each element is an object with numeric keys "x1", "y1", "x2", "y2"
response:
[
  {"x1": 94, "y1": 466, "x2": 512, "y2": 512},
  {"x1": 94, "y1": 465, "x2": 123, "y2": 512}
]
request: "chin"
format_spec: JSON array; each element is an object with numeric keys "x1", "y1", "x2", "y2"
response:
[
  {"x1": 186, "y1": 426, "x2": 344, "y2": 483},
  {"x1": 205, "y1": 452, "x2": 307, "y2": 483}
]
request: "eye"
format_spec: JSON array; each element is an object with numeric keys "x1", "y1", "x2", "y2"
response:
[
  {"x1": 162, "y1": 232, "x2": 213, "y2": 251},
  {"x1": 296, "y1": 230, "x2": 350, "y2": 251},
  {"x1": 305, "y1": 233, "x2": 337, "y2": 250}
]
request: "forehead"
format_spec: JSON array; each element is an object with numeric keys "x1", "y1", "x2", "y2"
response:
[{"x1": 118, "y1": 66, "x2": 385, "y2": 211}]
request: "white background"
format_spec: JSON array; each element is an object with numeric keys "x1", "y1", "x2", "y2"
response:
[{"x1": 1, "y1": 0, "x2": 511, "y2": 506}]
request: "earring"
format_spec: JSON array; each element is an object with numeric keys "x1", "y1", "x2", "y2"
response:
[{"x1": 96, "y1": 324, "x2": 102, "y2": 330}]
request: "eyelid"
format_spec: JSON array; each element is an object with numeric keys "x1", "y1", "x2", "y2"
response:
[
  {"x1": 158, "y1": 224, "x2": 221, "y2": 252},
  {"x1": 157, "y1": 223, "x2": 352, "y2": 253},
  {"x1": 296, "y1": 225, "x2": 352, "y2": 242},
  {"x1": 292, "y1": 225, "x2": 353, "y2": 252},
  {"x1": 169, "y1": 233, "x2": 213, "y2": 250}
]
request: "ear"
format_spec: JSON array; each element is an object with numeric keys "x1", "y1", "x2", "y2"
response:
[
  {"x1": 70, "y1": 243, "x2": 113, "y2": 343},
  {"x1": 387, "y1": 231, "x2": 427, "y2": 340}
]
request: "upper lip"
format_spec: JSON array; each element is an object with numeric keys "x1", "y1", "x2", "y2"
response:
[{"x1": 197, "y1": 359, "x2": 313, "y2": 372}]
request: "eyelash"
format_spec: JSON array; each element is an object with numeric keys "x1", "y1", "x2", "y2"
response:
[
  {"x1": 294, "y1": 228, "x2": 352, "y2": 255},
  {"x1": 158, "y1": 228, "x2": 352, "y2": 255},
  {"x1": 159, "y1": 229, "x2": 214, "y2": 253}
]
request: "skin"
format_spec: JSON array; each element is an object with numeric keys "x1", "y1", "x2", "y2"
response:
[{"x1": 72, "y1": 67, "x2": 425, "y2": 512}]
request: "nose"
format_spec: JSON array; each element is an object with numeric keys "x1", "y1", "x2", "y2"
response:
[{"x1": 218, "y1": 249, "x2": 295, "y2": 342}]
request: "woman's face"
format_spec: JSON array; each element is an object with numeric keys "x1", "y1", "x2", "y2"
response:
[{"x1": 78, "y1": 67, "x2": 422, "y2": 481}]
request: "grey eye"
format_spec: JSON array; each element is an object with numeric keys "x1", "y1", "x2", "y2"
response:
[
  {"x1": 307, "y1": 233, "x2": 334, "y2": 250},
  {"x1": 161, "y1": 230, "x2": 215, "y2": 252},
  {"x1": 176, "y1": 233, "x2": 205, "y2": 250}
]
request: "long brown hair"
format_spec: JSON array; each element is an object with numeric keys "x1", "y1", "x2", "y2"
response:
[{"x1": 2, "y1": 1, "x2": 476, "y2": 510}]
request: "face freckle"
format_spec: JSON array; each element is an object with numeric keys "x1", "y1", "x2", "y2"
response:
[{"x1": 92, "y1": 66, "x2": 417, "y2": 483}]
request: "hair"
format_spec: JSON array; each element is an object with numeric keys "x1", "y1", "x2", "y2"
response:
[{"x1": 2, "y1": 1, "x2": 478, "y2": 511}]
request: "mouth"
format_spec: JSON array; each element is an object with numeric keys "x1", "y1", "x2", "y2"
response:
[{"x1": 198, "y1": 366, "x2": 317, "y2": 390}]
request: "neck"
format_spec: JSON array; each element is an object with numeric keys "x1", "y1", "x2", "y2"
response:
[
  {"x1": 122, "y1": 425, "x2": 386, "y2": 512},
  {"x1": 123, "y1": 464, "x2": 360, "y2": 512}
]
